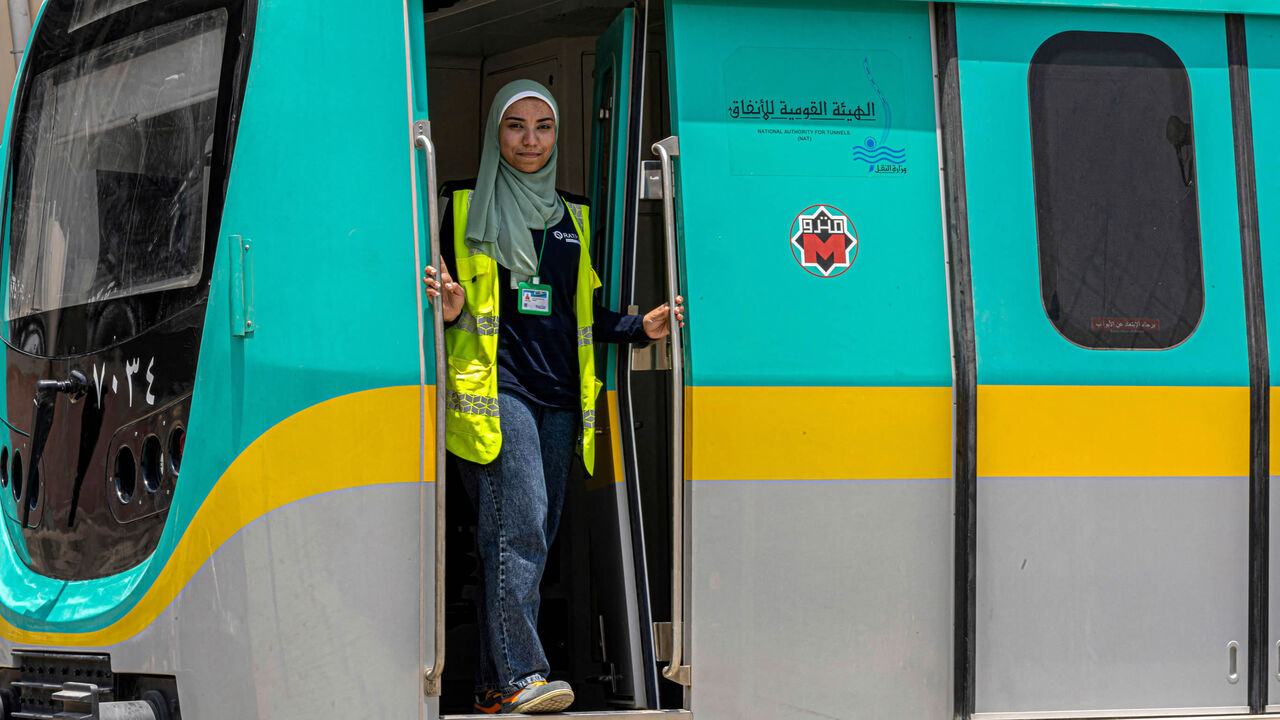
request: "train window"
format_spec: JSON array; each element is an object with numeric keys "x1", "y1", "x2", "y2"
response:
[
  {"x1": 1029, "y1": 31, "x2": 1203, "y2": 350},
  {"x1": 7, "y1": 10, "x2": 227, "y2": 320}
]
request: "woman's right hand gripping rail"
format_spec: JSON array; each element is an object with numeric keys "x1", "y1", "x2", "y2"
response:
[{"x1": 423, "y1": 263, "x2": 465, "y2": 323}]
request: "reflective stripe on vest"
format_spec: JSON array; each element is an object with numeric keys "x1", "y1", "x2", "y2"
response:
[{"x1": 443, "y1": 189, "x2": 602, "y2": 474}]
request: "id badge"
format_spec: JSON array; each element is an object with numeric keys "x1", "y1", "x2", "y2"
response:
[{"x1": 518, "y1": 281, "x2": 552, "y2": 316}]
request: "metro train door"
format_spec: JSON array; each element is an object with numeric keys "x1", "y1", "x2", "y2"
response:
[
  {"x1": 659, "y1": 1, "x2": 954, "y2": 718},
  {"x1": 582, "y1": 6, "x2": 660, "y2": 709},
  {"x1": 953, "y1": 6, "x2": 1251, "y2": 715}
]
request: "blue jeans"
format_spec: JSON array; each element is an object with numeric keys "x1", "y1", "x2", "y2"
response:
[{"x1": 458, "y1": 390, "x2": 577, "y2": 693}]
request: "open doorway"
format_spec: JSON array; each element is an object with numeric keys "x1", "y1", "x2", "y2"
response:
[{"x1": 422, "y1": 1, "x2": 678, "y2": 714}]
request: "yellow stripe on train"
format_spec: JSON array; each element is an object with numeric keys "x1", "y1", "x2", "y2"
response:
[
  {"x1": 685, "y1": 385, "x2": 1251, "y2": 480},
  {"x1": 0, "y1": 385, "x2": 427, "y2": 647},
  {"x1": 979, "y1": 385, "x2": 1248, "y2": 478},
  {"x1": 684, "y1": 386, "x2": 954, "y2": 481}
]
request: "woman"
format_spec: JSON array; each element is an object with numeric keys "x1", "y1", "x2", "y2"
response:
[{"x1": 423, "y1": 79, "x2": 684, "y2": 715}]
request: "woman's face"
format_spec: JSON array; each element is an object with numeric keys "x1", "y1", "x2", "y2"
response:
[{"x1": 499, "y1": 97, "x2": 556, "y2": 173}]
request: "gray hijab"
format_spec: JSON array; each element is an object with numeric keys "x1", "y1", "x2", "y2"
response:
[{"x1": 465, "y1": 80, "x2": 565, "y2": 284}]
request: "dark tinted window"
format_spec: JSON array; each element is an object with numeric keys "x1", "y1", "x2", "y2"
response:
[
  {"x1": 1029, "y1": 31, "x2": 1203, "y2": 350},
  {"x1": 8, "y1": 10, "x2": 226, "y2": 320}
]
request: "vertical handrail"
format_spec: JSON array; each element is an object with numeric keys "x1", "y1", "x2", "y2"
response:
[
  {"x1": 652, "y1": 135, "x2": 690, "y2": 687},
  {"x1": 415, "y1": 128, "x2": 448, "y2": 696}
]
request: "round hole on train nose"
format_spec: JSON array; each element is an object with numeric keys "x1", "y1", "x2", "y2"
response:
[
  {"x1": 141, "y1": 436, "x2": 161, "y2": 493},
  {"x1": 27, "y1": 465, "x2": 39, "y2": 511},
  {"x1": 114, "y1": 446, "x2": 137, "y2": 504},
  {"x1": 168, "y1": 427, "x2": 184, "y2": 476},
  {"x1": 1, "y1": 447, "x2": 8, "y2": 489},
  {"x1": 11, "y1": 451, "x2": 22, "y2": 503}
]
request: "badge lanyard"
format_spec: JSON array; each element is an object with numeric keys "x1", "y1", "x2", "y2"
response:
[{"x1": 517, "y1": 223, "x2": 552, "y2": 316}]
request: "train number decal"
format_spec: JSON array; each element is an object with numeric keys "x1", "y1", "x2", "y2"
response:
[
  {"x1": 92, "y1": 357, "x2": 158, "y2": 408},
  {"x1": 790, "y1": 204, "x2": 858, "y2": 278}
]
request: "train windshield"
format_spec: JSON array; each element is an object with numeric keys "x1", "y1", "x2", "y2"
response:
[{"x1": 7, "y1": 9, "x2": 227, "y2": 321}]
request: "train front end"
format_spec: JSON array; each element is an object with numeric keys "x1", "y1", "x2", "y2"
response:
[{"x1": 0, "y1": 1, "x2": 432, "y2": 718}]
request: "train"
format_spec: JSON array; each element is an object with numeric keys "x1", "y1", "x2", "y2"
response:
[{"x1": 0, "y1": 0, "x2": 1276, "y2": 718}]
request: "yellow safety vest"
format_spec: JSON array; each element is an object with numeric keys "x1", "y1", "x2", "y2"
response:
[{"x1": 444, "y1": 188, "x2": 603, "y2": 474}]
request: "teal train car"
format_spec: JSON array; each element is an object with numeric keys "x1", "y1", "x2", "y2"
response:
[{"x1": 0, "y1": 0, "x2": 1278, "y2": 718}]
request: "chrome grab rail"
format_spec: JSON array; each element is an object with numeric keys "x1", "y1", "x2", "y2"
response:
[
  {"x1": 651, "y1": 135, "x2": 690, "y2": 687},
  {"x1": 414, "y1": 126, "x2": 448, "y2": 697}
]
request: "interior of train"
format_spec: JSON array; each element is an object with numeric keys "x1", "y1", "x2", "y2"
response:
[{"x1": 422, "y1": 0, "x2": 680, "y2": 713}]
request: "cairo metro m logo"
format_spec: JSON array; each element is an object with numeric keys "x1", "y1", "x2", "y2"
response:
[{"x1": 790, "y1": 205, "x2": 858, "y2": 277}]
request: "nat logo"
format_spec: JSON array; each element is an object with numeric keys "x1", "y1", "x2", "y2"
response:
[{"x1": 790, "y1": 205, "x2": 857, "y2": 277}]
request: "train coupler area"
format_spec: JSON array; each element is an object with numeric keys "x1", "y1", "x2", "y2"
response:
[{"x1": 0, "y1": 651, "x2": 177, "y2": 720}]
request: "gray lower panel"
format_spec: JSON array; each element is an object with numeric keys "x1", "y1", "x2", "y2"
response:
[
  {"x1": 688, "y1": 479, "x2": 953, "y2": 720},
  {"x1": 977, "y1": 476, "x2": 1249, "y2": 714},
  {"x1": 2, "y1": 483, "x2": 425, "y2": 720}
]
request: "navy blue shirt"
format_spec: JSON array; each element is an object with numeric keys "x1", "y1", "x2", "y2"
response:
[{"x1": 440, "y1": 187, "x2": 649, "y2": 410}]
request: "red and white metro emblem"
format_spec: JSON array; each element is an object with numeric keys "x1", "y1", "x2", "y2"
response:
[{"x1": 790, "y1": 205, "x2": 858, "y2": 277}]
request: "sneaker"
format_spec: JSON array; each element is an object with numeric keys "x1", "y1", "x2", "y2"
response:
[
  {"x1": 473, "y1": 680, "x2": 575, "y2": 714},
  {"x1": 474, "y1": 690, "x2": 504, "y2": 714}
]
